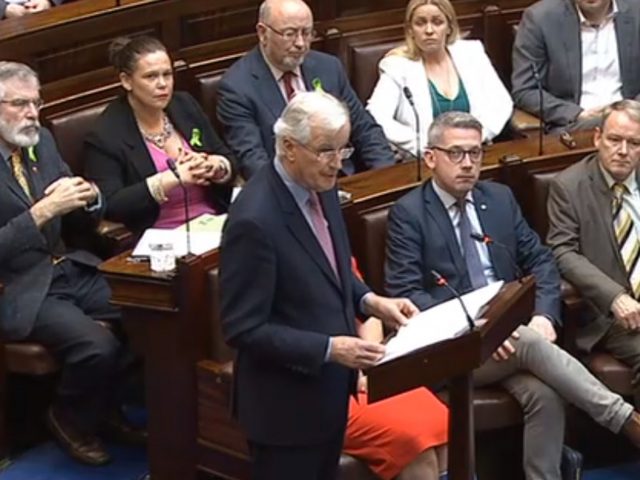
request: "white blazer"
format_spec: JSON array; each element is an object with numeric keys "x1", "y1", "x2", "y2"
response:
[{"x1": 366, "y1": 39, "x2": 513, "y2": 153}]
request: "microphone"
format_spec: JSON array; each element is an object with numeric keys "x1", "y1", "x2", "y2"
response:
[
  {"x1": 430, "y1": 270, "x2": 475, "y2": 331},
  {"x1": 531, "y1": 64, "x2": 545, "y2": 156},
  {"x1": 166, "y1": 158, "x2": 192, "y2": 256},
  {"x1": 470, "y1": 232, "x2": 524, "y2": 281},
  {"x1": 402, "y1": 86, "x2": 422, "y2": 182}
]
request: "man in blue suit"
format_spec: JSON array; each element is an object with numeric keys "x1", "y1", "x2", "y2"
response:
[
  {"x1": 385, "y1": 111, "x2": 640, "y2": 480},
  {"x1": 217, "y1": 0, "x2": 394, "y2": 180},
  {"x1": 220, "y1": 91, "x2": 417, "y2": 480}
]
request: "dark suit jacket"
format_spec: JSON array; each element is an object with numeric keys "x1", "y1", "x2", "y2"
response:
[
  {"x1": 386, "y1": 180, "x2": 561, "y2": 323},
  {"x1": 217, "y1": 47, "x2": 394, "y2": 179},
  {"x1": 84, "y1": 92, "x2": 235, "y2": 234},
  {"x1": 220, "y1": 163, "x2": 370, "y2": 446},
  {"x1": 512, "y1": 0, "x2": 640, "y2": 129},
  {"x1": 547, "y1": 154, "x2": 630, "y2": 351},
  {"x1": 0, "y1": 128, "x2": 103, "y2": 340}
]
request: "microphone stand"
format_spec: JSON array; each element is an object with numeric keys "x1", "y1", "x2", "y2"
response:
[
  {"x1": 531, "y1": 63, "x2": 545, "y2": 156},
  {"x1": 402, "y1": 86, "x2": 422, "y2": 182},
  {"x1": 166, "y1": 158, "x2": 192, "y2": 256},
  {"x1": 430, "y1": 270, "x2": 475, "y2": 331}
]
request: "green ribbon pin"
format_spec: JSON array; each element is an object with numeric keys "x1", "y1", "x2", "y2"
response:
[
  {"x1": 312, "y1": 78, "x2": 324, "y2": 92},
  {"x1": 190, "y1": 128, "x2": 203, "y2": 148},
  {"x1": 27, "y1": 146, "x2": 37, "y2": 162}
]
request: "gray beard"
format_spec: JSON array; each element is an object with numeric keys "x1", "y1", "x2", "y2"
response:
[{"x1": 0, "y1": 121, "x2": 40, "y2": 148}]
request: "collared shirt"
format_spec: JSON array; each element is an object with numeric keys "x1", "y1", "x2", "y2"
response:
[
  {"x1": 431, "y1": 180, "x2": 498, "y2": 283},
  {"x1": 260, "y1": 47, "x2": 307, "y2": 102},
  {"x1": 578, "y1": 0, "x2": 622, "y2": 110},
  {"x1": 599, "y1": 163, "x2": 640, "y2": 236}
]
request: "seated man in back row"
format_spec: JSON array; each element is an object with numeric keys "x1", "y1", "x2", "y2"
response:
[
  {"x1": 511, "y1": 0, "x2": 640, "y2": 132},
  {"x1": 0, "y1": 62, "x2": 129, "y2": 465},
  {"x1": 385, "y1": 110, "x2": 640, "y2": 480},
  {"x1": 217, "y1": 0, "x2": 394, "y2": 179},
  {"x1": 548, "y1": 99, "x2": 640, "y2": 408}
]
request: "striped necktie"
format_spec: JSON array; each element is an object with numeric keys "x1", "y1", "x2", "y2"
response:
[
  {"x1": 612, "y1": 182, "x2": 640, "y2": 298},
  {"x1": 10, "y1": 151, "x2": 33, "y2": 202}
]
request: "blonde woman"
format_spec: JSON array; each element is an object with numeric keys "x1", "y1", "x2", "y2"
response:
[{"x1": 367, "y1": 0, "x2": 512, "y2": 155}]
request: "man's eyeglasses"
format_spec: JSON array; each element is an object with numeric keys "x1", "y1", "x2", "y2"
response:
[
  {"x1": 293, "y1": 139, "x2": 354, "y2": 162},
  {"x1": 0, "y1": 98, "x2": 44, "y2": 111},
  {"x1": 263, "y1": 23, "x2": 316, "y2": 42},
  {"x1": 430, "y1": 145, "x2": 484, "y2": 164}
]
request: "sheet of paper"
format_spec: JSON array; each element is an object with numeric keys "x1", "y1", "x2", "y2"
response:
[
  {"x1": 378, "y1": 281, "x2": 504, "y2": 365},
  {"x1": 132, "y1": 228, "x2": 221, "y2": 257},
  {"x1": 172, "y1": 213, "x2": 227, "y2": 234}
]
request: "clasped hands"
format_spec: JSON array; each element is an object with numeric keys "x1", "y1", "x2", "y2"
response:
[
  {"x1": 31, "y1": 176, "x2": 98, "y2": 226},
  {"x1": 174, "y1": 149, "x2": 229, "y2": 186},
  {"x1": 6, "y1": 0, "x2": 51, "y2": 18}
]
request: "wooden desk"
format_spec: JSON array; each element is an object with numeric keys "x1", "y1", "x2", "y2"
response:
[
  {"x1": 339, "y1": 129, "x2": 594, "y2": 206},
  {"x1": 100, "y1": 250, "x2": 219, "y2": 480}
]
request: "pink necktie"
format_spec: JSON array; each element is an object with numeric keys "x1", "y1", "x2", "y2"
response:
[
  {"x1": 281, "y1": 71, "x2": 296, "y2": 102},
  {"x1": 308, "y1": 192, "x2": 338, "y2": 277}
]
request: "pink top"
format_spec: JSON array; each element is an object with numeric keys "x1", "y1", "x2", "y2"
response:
[{"x1": 146, "y1": 139, "x2": 217, "y2": 229}]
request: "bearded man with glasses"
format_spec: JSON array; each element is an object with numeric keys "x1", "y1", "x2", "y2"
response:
[
  {"x1": 0, "y1": 61, "x2": 132, "y2": 466},
  {"x1": 385, "y1": 110, "x2": 640, "y2": 480},
  {"x1": 217, "y1": 0, "x2": 394, "y2": 180}
]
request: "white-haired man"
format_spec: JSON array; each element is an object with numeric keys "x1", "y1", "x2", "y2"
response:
[
  {"x1": 220, "y1": 91, "x2": 417, "y2": 479},
  {"x1": 0, "y1": 62, "x2": 124, "y2": 465}
]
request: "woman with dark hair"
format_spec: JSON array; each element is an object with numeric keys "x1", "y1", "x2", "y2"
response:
[{"x1": 84, "y1": 35, "x2": 235, "y2": 234}]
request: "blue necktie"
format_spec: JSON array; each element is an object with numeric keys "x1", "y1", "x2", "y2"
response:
[{"x1": 457, "y1": 199, "x2": 488, "y2": 289}]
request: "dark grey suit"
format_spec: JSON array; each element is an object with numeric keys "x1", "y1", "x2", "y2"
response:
[
  {"x1": 548, "y1": 154, "x2": 640, "y2": 396},
  {"x1": 0, "y1": 128, "x2": 121, "y2": 429},
  {"x1": 512, "y1": 0, "x2": 640, "y2": 129}
]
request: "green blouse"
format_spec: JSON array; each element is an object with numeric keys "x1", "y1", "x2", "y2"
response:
[{"x1": 429, "y1": 78, "x2": 470, "y2": 118}]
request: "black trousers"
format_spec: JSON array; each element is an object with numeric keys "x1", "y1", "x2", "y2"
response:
[
  {"x1": 26, "y1": 260, "x2": 122, "y2": 433},
  {"x1": 249, "y1": 429, "x2": 345, "y2": 480}
]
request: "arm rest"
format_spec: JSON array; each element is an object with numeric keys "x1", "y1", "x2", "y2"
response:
[{"x1": 511, "y1": 108, "x2": 542, "y2": 132}]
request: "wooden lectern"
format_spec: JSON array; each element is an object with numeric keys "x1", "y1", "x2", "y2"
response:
[{"x1": 367, "y1": 276, "x2": 536, "y2": 480}]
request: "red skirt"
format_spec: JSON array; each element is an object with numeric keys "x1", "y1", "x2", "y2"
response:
[{"x1": 343, "y1": 387, "x2": 449, "y2": 480}]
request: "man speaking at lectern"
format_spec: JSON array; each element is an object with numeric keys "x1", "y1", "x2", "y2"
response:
[
  {"x1": 220, "y1": 91, "x2": 417, "y2": 480},
  {"x1": 385, "y1": 111, "x2": 640, "y2": 480}
]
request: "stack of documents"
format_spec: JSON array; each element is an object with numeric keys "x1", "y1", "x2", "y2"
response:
[
  {"x1": 132, "y1": 214, "x2": 227, "y2": 257},
  {"x1": 378, "y1": 281, "x2": 503, "y2": 364}
]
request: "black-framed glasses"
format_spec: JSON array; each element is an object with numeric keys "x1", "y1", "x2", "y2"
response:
[
  {"x1": 293, "y1": 139, "x2": 354, "y2": 162},
  {"x1": 430, "y1": 145, "x2": 484, "y2": 164},
  {"x1": 263, "y1": 23, "x2": 316, "y2": 42},
  {"x1": 0, "y1": 98, "x2": 44, "y2": 111}
]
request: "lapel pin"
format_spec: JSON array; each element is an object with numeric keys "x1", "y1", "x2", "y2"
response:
[{"x1": 480, "y1": 203, "x2": 487, "y2": 210}]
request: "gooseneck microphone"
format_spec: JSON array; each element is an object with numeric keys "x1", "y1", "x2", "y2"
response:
[
  {"x1": 470, "y1": 232, "x2": 524, "y2": 281},
  {"x1": 402, "y1": 86, "x2": 422, "y2": 182},
  {"x1": 166, "y1": 158, "x2": 192, "y2": 256},
  {"x1": 430, "y1": 270, "x2": 475, "y2": 331},
  {"x1": 531, "y1": 63, "x2": 545, "y2": 156}
]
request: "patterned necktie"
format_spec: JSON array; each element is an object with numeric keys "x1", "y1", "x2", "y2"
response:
[
  {"x1": 10, "y1": 151, "x2": 33, "y2": 202},
  {"x1": 307, "y1": 192, "x2": 338, "y2": 277},
  {"x1": 457, "y1": 199, "x2": 488, "y2": 289},
  {"x1": 612, "y1": 182, "x2": 640, "y2": 298},
  {"x1": 281, "y1": 71, "x2": 297, "y2": 102}
]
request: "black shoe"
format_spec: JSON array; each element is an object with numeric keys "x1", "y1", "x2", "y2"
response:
[
  {"x1": 46, "y1": 406, "x2": 111, "y2": 466},
  {"x1": 560, "y1": 445, "x2": 583, "y2": 480}
]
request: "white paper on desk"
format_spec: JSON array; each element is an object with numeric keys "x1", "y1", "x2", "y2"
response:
[
  {"x1": 378, "y1": 281, "x2": 504, "y2": 365},
  {"x1": 132, "y1": 228, "x2": 221, "y2": 257}
]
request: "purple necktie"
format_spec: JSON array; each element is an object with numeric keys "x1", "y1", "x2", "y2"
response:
[{"x1": 308, "y1": 192, "x2": 338, "y2": 277}]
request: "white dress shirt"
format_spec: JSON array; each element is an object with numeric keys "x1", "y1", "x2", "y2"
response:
[
  {"x1": 578, "y1": 1, "x2": 623, "y2": 110},
  {"x1": 261, "y1": 48, "x2": 306, "y2": 102}
]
